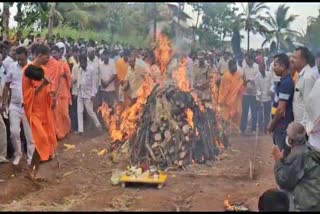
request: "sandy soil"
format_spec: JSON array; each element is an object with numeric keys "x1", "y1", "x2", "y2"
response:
[{"x1": 0, "y1": 130, "x2": 276, "y2": 211}]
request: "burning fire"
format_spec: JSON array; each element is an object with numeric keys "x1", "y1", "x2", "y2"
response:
[
  {"x1": 173, "y1": 57, "x2": 190, "y2": 92},
  {"x1": 172, "y1": 56, "x2": 205, "y2": 112},
  {"x1": 99, "y1": 74, "x2": 155, "y2": 142},
  {"x1": 185, "y1": 108, "x2": 194, "y2": 129},
  {"x1": 100, "y1": 33, "x2": 172, "y2": 143},
  {"x1": 154, "y1": 33, "x2": 173, "y2": 75},
  {"x1": 100, "y1": 32, "x2": 225, "y2": 160}
]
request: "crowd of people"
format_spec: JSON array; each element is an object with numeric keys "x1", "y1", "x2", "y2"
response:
[{"x1": 0, "y1": 31, "x2": 320, "y2": 211}]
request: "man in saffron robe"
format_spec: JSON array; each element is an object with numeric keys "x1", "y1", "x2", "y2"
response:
[
  {"x1": 22, "y1": 44, "x2": 57, "y2": 180},
  {"x1": 218, "y1": 59, "x2": 244, "y2": 128},
  {"x1": 50, "y1": 46, "x2": 71, "y2": 140},
  {"x1": 115, "y1": 51, "x2": 129, "y2": 108}
]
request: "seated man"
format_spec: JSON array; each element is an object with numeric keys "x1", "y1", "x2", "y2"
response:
[
  {"x1": 272, "y1": 121, "x2": 320, "y2": 211},
  {"x1": 258, "y1": 188, "x2": 290, "y2": 211}
]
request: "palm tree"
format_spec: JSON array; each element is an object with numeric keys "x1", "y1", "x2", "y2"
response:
[
  {"x1": 239, "y1": 2, "x2": 269, "y2": 52},
  {"x1": 307, "y1": 8, "x2": 320, "y2": 25},
  {"x1": 262, "y1": 4, "x2": 299, "y2": 51}
]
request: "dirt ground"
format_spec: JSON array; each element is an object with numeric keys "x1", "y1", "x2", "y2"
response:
[{"x1": 0, "y1": 130, "x2": 276, "y2": 211}]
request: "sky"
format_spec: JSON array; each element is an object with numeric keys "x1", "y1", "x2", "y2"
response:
[
  {"x1": 3, "y1": 2, "x2": 320, "y2": 49},
  {"x1": 183, "y1": 2, "x2": 320, "y2": 49}
]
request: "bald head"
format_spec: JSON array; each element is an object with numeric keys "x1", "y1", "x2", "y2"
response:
[{"x1": 287, "y1": 122, "x2": 306, "y2": 145}]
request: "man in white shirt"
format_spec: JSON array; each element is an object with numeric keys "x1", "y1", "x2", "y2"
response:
[
  {"x1": 100, "y1": 50, "x2": 117, "y2": 108},
  {"x1": 292, "y1": 47, "x2": 319, "y2": 129},
  {"x1": 254, "y1": 62, "x2": 273, "y2": 133},
  {"x1": 0, "y1": 52, "x2": 8, "y2": 163},
  {"x1": 87, "y1": 47, "x2": 101, "y2": 105},
  {"x1": 76, "y1": 54, "x2": 102, "y2": 134},
  {"x1": 87, "y1": 47, "x2": 102, "y2": 112},
  {"x1": 306, "y1": 77, "x2": 320, "y2": 151},
  {"x1": 308, "y1": 53, "x2": 320, "y2": 78},
  {"x1": 1, "y1": 46, "x2": 34, "y2": 165},
  {"x1": 0, "y1": 54, "x2": 5, "y2": 88},
  {"x1": 240, "y1": 53, "x2": 259, "y2": 134},
  {"x1": 3, "y1": 46, "x2": 17, "y2": 73}
]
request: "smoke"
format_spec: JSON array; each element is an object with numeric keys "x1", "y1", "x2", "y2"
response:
[{"x1": 172, "y1": 38, "x2": 190, "y2": 57}]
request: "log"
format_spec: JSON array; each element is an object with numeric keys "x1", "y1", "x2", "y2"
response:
[
  {"x1": 154, "y1": 133, "x2": 162, "y2": 141},
  {"x1": 182, "y1": 125, "x2": 190, "y2": 135},
  {"x1": 146, "y1": 142, "x2": 157, "y2": 162},
  {"x1": 150, "y1": 123, "x2": 158, "y2": 133},
  {"x1": 179, "y1": 151, "x2": 186, "y2": 159},
  {"x1": 169, "y1": 146, "x2": 175, "y2": 154},
  {"x1": 151, "y1": 143, "x2": 158, "y2": 149},
  {"x1": 185, "y1": 136, "x2": 190, "y2": 142},
  {"x1": 164, "y1": 130, "x2": 171, "y2": 139}
]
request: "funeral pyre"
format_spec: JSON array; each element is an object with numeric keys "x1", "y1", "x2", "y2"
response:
[{"x1": 99, "y1": 34, "x2": 228, "y2": 169}]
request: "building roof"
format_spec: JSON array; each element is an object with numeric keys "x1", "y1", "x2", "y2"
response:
[{"x1": 167, "y1": 3, "x2": 192, "y2": 20}]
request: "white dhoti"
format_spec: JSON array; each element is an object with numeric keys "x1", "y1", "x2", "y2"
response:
[
  {"x1": 9, "y1": 103, "x2": 35, "y2": 165},
  {"x1": 77, "y1": 97, "x2": 102, "y2": 133}
]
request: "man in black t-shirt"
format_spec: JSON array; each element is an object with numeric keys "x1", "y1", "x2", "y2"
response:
[{"x1": 268, "y1": 53, "x2": 295, "y2": 157}]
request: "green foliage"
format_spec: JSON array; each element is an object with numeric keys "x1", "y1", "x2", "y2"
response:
[
  {"x1": 239, "y1": 3, "x2": 269, "y2": 51},
  {"x1": 40, "y1": 25, "x2": 146, "y2": 48},
  {"x1": 197, "y1": 3, "x2": 236, "y2": 49},
  {"x1": 303, "y1": 8, "x2": 320, "y2": 52},
  {"x1": 263, "y1": 4, "x2": 299, "y2": 51},
  {"x1": 3, "y1": 2, "x2": 305, "y2": 53},
  {"x1": 15, "y1": 3, "x2": 49, "y2": 30}
]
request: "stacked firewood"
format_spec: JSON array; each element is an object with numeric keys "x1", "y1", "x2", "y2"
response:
[{"x1": 129, "y1": 84, "x2": 228, "y2": 169}]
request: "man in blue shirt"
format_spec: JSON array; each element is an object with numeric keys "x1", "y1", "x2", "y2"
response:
[{"x1": 267, "y1": 53, "x2": 295, "y2": 157}]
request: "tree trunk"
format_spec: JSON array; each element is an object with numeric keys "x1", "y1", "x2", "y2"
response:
[
  {"x1": 153, "y1": 3, "x2": 157, "y2": 42},
  {"x1": 247, "y1": 29, "x2": 250, "y2": 53},
  {"x1": 2, "y1": 3, "x2": 10, "y2": 41},
  {"x1": 15, "y1": 3, "x2": 23, "y2": 29},
  {"x1": 48, "y1": 2, "x2": 56, "y2": 42},
  {"x1": 196, "y1": 11, "x2": 200, "y2": 29},
  {"x1": 277, "y1": 34, "x2": 280, "y2": 51}
]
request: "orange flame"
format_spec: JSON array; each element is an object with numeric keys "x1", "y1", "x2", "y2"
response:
[
  {"x1": 185, "y1": 108, "x2": 194, "y2": 129},
  {"x1": 154, "y1": 33, "x2": 173, "y2": 75},
  {"x1": 224, "y1": 199, "x2": 234, "y2": 210},
  {"x1": 173, "y1": 57, "x2": 190, "y2": 92},
  {"x1": 100, "y1": 33, "x2": 173, "y2": 143},
  {"x1": 171, "y1": 56, "x2": 205, "y2": 112},
  {"x1": 99, "y1": 74, "x2": 155, "y2": 142}
]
